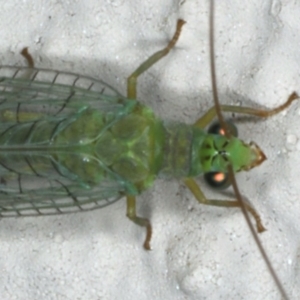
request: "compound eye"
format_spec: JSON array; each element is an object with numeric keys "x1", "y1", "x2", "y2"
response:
[
  {"x1": 204, "y1": 172, "x2": 231, "y2": 190},
  {"x1": 207, "y1": 121, "x2": 238, "y2": 137}
]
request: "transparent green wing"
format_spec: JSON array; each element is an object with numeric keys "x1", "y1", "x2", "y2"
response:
[
  {"x1": 0, "y1": 176, "x2": 126, "y2": 217},
  {"x1": 0, "y1": 66, "x2": 135, "y2": 217},
  {"x1": 0, "y1": 65, "x2": 133, "y2": 116}
]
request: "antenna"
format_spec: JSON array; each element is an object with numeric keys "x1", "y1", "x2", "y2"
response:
[{"x1": 209, "y1": 1, "x2": 289, "y2": 298}]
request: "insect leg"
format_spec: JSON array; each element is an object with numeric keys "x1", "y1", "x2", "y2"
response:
[
  {"x1": 126, "y1": 195, "x2": 152, "y2": 250},
  {"x1": 20, "y1": 47, "x2": 34, "y2": 68},
  {"x1": 0, "y1": 48, "x2": 44, "y2": 123},
  {"x1": 19, "y1": 47, "x2": 35, "y2": 79},
  {"x1": 183, "y1": 177, "x2": 265, "y2": 233},
  {"x1": 127, "y1": 19, "x2": 185, "y2": 99},
  {"x1": 125, "y1": 19, "x2": 185, "y2": 250},
  {"x1": 194, "y1": 92, "x2": 299, "y2": 128}
]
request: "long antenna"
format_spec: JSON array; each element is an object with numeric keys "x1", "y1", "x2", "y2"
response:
[{"x1": 209, "y1": 1, "x2": 289, "y2": 299}]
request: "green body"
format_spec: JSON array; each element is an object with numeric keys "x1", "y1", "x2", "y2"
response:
[
  {"x1": 0, "y1": 67, "x2": 258, "y2": 216},
  {"x1": 0, "y1": 98, "x2": 255, "y2": 196}
]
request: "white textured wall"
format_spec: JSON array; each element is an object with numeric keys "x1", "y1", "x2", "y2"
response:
[{"x1": 0, "y1": 0, "x2": 299, "y2": 299}]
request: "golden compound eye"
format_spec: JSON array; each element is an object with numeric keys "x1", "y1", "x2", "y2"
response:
[
  {"x1": 207, "y1": 121, "x2": 238, "y2": 137},
  {"x1": 204, "y1": 171, "x2": 231, "y2": 190}
]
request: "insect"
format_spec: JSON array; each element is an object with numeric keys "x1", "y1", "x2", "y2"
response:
[
  {"x1": 0, "y1": 1, "x2": 299, "y2": 299},
  {"x1": 1, "y1": 21, "x2": 295, "y2": 247}
]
